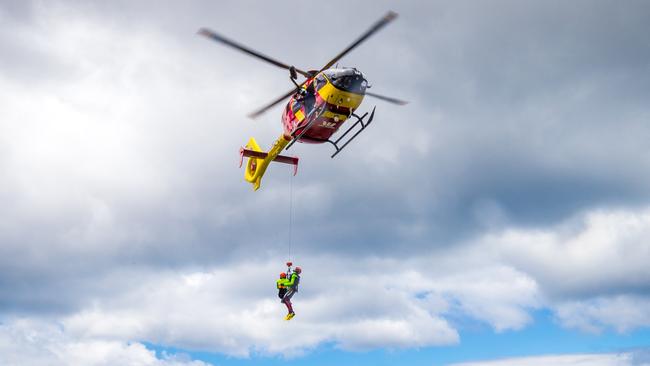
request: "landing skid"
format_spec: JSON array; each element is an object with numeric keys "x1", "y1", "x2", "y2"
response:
[
  {"x1": 327, "y1": 106, "x2": 375, "y2": 158},
  {"x1": 284, "y1": 106, "x2": 376, "y2": 158}
]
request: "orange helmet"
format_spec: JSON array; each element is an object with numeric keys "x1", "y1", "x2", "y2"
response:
[
  {"x1": 280, "y1": 272, "x2": 287, "y2": 279},
  {"x1": 294, "y1": 267, "x2": 302, "y2": 274}
]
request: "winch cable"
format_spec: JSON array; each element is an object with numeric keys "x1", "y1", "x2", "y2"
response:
[{"x1": 287, "y1": 166, "x2": 294, "y2": 262}]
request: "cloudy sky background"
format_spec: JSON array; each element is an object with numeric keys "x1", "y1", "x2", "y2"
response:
[{"x1": 1, "y1": 0, "x2": 650, "y2": 365}]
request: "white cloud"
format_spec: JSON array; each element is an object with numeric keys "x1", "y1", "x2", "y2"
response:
[
  {"x1": 555, "y1": 296, "x2": 650, "y2": 334},
  {"x1": 478, "y1": 207, "x2": 650, "y2": 333},
  {"x1": 447, "y1": 352, "x2": 637, "y2": 366},
  {"x1": 492, "y1": 209, "x2": 650, "y2": 298},
  {"x1": 0, "y1": 319, "x2": 212, "y2": 366},
  {"x1": 1, "y1": 206, "x2": 649, "y2": 359},
  {"x1": 4, "y1": 205, "x2": 650, "y2": 358},
  {"x1": 429, "y1": 265, "x2": 540, "y2": 332},
  {"x1": 60, "y1": 259, "x2": 460, "y2": 357}
]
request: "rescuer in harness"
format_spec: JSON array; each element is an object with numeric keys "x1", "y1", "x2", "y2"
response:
[{"x1": 279, "y1": 262, "x2": 301, "y2": 320}]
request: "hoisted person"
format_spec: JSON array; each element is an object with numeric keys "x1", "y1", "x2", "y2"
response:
[
  {"x1": 276, "y1": 272, "x2": 288, "y2": 299},
  {"x1": 279, "y1": 262, "x2": 301, "y2": 320}
]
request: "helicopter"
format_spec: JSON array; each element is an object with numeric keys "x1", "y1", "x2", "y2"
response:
[{"x1": 198, "y1": 11, "x2": 407, "y2": 190}]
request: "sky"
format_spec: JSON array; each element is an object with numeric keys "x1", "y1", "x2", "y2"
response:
[{"x1": 1, "y1": 0, "x2": 650, "y2": 365}]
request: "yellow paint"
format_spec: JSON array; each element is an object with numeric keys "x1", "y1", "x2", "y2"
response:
[
  {"x1": 317, "y1": 75, "x2": 365, "y2": 110},
  {"x1": 295, "y1": 109, "x2": 305, "y2": 122},
  {"x1": 322, "y1": 110, "x2": 349, "y2": 121},
  {"x1": 243, "y1": 135, "x2": 291, "y2": 191}
]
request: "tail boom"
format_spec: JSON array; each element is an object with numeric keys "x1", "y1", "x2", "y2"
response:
[{"x1": 240, "y1": 135, "x2": 299, "y2": 190}]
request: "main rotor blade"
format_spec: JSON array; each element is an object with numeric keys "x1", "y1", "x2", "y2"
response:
[
  {"x1": 365, "y1": 92, "x2": 409, "y2": 105},
  {"x1": 248, "y1": 88, "x2": 297, "y2": 119},
  {"x1": 198, "y1": 28, "x2": 311, "y2": 78},
  {"x1": 319, "y1": 11, "x2": 398, "y2": 72}
]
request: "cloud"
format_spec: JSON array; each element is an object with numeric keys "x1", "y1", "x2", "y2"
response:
[
  {"x1": 1, "y1": 205, "x2": 649, "y2": 358},
  {"x1": 2, "y1": 0, "x2": 650, "y2": 264},
  {"x1": 59, "y1": 258, "x2": 460, "y2": 356},
  {"x1": 476, "y1": 207, "x2": 650, "y2": 333},
  {"x1": 555, "y1": 296, "x2": 650, "y2": 334},
  {"x1": 0, "y1": 319, "x2": 212, "y2": 366},
  {"x1": 447, "y1": 351, "x2": 642, "y2": 366},
  {"x1": 491, "y1": 208, "x2": 650, "y2": 299},
  {"x1": 1, "y1": 0, "x2": 650, "y2": 361}
]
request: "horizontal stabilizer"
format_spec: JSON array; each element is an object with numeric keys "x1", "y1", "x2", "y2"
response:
[{"x1": 239, "y1": 146, "x2": 299, "y2": 178}]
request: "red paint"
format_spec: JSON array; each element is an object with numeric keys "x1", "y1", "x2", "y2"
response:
[{"x1": 281, "y1": 79, "x2": 354, "y2": 144}]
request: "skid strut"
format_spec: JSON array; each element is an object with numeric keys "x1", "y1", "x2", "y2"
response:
[{"x1": 327, "y1": 106, "x2": 375, "y2": 158}]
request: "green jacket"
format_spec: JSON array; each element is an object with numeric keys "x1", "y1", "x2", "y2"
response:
[
  {"x1": 276, "y1": 278, "x2": 289, "y2": 289},
  {"x1": 285, "y1": 273, "x2": 300, "y2": 290}
]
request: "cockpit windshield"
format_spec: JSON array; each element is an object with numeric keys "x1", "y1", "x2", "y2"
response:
[{"x1": 324, "y1": 68, "x2": 367, "y2": 94}]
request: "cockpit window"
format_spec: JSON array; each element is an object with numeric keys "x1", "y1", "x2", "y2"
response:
[
  {"x1": 315, "y1": 74, "x2": 327, "y2": 90},
  {"x1": 325, "y1": 68, "x2": 367, "y2": 93}
]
